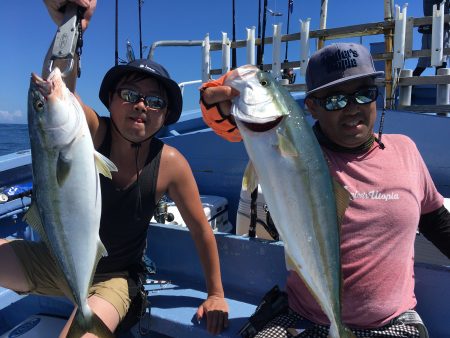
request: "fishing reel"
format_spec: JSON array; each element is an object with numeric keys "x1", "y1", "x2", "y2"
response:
[
  {"x1": 153, "y1": 196, "x2": 175, "y2": 224},
  {"x1": 282, "y1": 67, "x2": 296, "y2": 84}
]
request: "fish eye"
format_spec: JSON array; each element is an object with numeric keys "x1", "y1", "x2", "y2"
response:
[
  {"x1": 260, "y1": 80, "x2": 269, "y2": 86},
  {"x1": 33, "y1": 99, "x2": 45, "y2": 112}
]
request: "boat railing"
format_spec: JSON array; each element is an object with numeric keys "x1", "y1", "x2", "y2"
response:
[{"x1": 148, "y1": 8, "x2": 450, "y2": 112}]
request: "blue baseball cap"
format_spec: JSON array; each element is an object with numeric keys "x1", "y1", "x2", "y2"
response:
[
  {"x1": 305, "y1": 43, "x2": 384, "y2": 96},
  {"x1": 99, "y1": 59, "x2": 183, "y2": 125}
]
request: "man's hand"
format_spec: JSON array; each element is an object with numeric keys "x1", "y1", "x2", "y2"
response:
[
  {"x1": 201, "y1": 85, "x2": 239, "y2": 117},
  {"x1": 196, "y1": 295, "x2": 229, "y2": 335},
  {"x1": 43, "y1": 0, "x2": 96, "y2": 30}
]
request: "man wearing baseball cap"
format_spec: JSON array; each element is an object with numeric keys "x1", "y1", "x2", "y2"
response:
[
  {"x1": 0, "y1": 1, "x2": 229, "y2": 337},
  {"x1": 201, "y1": 42, "x2": 449, "y2": 337}
]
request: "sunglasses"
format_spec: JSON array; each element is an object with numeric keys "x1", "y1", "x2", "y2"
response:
[
  {"x1": 313, "y1": 87, "x2": 378, "y2": 111},
  {"x1": 117, "y1": 88, "x2": 167, "y2": 110}
]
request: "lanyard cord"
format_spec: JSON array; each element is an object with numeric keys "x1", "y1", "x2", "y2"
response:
[{"x1": 110, "y1": 119, "x2": 162, "y2": 220}]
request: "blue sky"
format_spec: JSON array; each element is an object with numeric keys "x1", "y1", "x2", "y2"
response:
[{"x1": 0, "y1": 1, "x2": 426, "y2": 124}]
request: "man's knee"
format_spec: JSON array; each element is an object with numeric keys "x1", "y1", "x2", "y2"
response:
[{"x1": 88, "y1": 296, "x2": 121, "y2": 333}]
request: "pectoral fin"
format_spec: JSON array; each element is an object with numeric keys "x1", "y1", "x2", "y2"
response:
[
  {"x1": 94, "y1": 151, "x2": 118, "y2": 179},
  {"x1": 56, "y1": 152, "x2": 72, "y2": 186},
  {"x1": 276, "y1": 131, "x2": 298, "y2": 157},
  {"x1": 96, "y1": 240, "x2": 108, "y2": 261}
]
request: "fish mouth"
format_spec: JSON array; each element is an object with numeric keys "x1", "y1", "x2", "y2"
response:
[
  {"x1": 31, "y1": 73, "x2": 53, "y2": 98},
  {"x1": 240, "y1": 116, "x2": 283, "y2": 132}
]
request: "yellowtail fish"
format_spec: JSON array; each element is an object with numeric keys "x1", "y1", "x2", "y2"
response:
[
  {"x1": 225, "y1": 65, "x2": 355, "y2": 338},
  {"x1": 26, "y1": 67, "x2": 117, "y2": 338}
]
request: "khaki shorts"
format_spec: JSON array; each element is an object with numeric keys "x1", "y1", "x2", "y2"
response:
[{"x1": 8, "y1": 239, "x2": 131, "y2": 321}]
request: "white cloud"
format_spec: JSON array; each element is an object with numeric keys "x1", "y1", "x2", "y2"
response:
[{"x1": 0, "y1": 110, "x2": 27, "y2": 124}]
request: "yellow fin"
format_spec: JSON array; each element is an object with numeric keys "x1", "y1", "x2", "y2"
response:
[
  {"x1": 242, "y1": 161, "x2": 258, "y2": 193},
  {"x1": 22, "y1": 203, "x2": 49, "y2": 244},
  {"x1": 276, "y1": 131, "x2": 298, "y2": 157},
  {"x1": 332, "y1": 178, "x2": 351, "y2": 225},
  {"x1": 94, "y1": 151, "x2": 118, "y2": 179}
]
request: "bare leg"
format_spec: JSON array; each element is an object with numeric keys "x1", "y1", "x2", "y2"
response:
[
  {"x1": 0, "y1": 239, "x2": 30, "y2": 292},
  {"x1": 59, "y1": 295, "x2": 120, "y2": 338}
]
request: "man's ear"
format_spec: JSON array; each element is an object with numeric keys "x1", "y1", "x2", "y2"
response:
[
  {"x1": 305, "y1": 97, "x2": 319, "y2": 119},
  {"x1": 108, "y1": 91, "x2": 114, "y2": 107}
]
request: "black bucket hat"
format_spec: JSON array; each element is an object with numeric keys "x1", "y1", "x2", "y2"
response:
[
  {"x1": 305, "y1": 43, "x2": 384, "y2": 96},
  {"x1": 99, "y1": 59, "x2": 183, "y2": 125}
]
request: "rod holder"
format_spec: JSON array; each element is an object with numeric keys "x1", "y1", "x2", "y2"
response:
[
  {"x1": 300, "y1": 18, "x2": 311, "y2": 77},
  {"x1": 202, "y1": 34, "x2": 210, "y2": 83},
  {"x1": 222, "y1": 32, "x2": 231, "y2": 74},
  {"x1": 399, "y1": 69, "x2": 413, "y2": 106},
  {"x1": 436, "y1": 68, "x2": 450, "y2": 105},
  {"x1": 431, "y1": 1, "x2": 445, "y2": 67},
  {"x1": 392, "y1": 3, "x2": 407, "y2": 70},
  {"x1": 272, "y1": 24, "x2": 283, "y2": 80},
  {"x1": 246, "y1": 27, "x2": 256, "y2": 65}
]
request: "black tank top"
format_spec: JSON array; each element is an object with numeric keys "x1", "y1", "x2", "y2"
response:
[{"x1": 95, "y1": 117, "x2": 164, "y2": 273}]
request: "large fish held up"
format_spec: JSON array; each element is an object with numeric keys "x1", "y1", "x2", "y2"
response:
[
  {"x1": 25, "y1": 67, "x2": 117, "y2": 338},
  {"x1": 225, "y1": 65, "x2": 355, "y2": 338}
]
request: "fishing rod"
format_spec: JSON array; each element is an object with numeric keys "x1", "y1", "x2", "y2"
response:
[
  {"x1": 257, "y1": 0, "x2": 269, "y2": 69},
  {"x1": 284, "y1": 0, "x2": 293, "y2": 60},
  {"x1": 282, "y1": 0, "x2": 296, "y2": 84},
  {"x1": 232, "y1": 0, "x2": 237, "y2": 68},
  {"x1": 256, "y1": 0, "x2": 262, "y2": 66},
  {"x1": 138, "y1": 0, "x2": 144, "y2": 59},
  {"x1": 115, "y1": 0, "x2": 119, "y2": 65}
]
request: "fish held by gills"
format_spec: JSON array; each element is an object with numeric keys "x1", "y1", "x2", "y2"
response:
[
  {"x1": 26, "y1": 67, "x2": 117, "y2": 338},
  {"x1": 225, "y1": 65, "x2": 355, "y2": 338}
]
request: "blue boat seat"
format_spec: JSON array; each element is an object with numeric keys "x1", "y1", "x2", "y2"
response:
[{"x1": 142, "y1": 223, "x2": 288, "y2": 338}]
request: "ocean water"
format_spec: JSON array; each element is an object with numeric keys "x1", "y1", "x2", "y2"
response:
[{"x1": 0, "y1": 124, "x2": 30, "y2": 156}]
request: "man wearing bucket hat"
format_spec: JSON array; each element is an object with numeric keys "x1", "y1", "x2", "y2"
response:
[
  {"x1": 201, "y1": 42, "x2": 450, "y2": 337},
  {"x1": 0, "y1": 0, "x2": 229, "y2": 337}
]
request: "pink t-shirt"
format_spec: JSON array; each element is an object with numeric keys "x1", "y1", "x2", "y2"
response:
[{"x1": 286, "y1": 134, "x2": 443, "y2": 328}]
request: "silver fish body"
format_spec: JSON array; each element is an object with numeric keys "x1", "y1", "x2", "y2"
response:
[
  {"x1": 26, "y1": 68, "x2": 116, "y2": 337},
  {"x1": 225, "y1": 65, "x2": 354, "y2": 338}
]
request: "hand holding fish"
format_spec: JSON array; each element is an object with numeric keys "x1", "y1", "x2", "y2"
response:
[
  {"x1": 196, "y1": 295, "x2": 229, "y2": 335},
  {"x1": 201, "y1": 85, "x2": 239, "y2": 117},
  {"x1": 200, "y1": 83, "x2": 242, "y2": 142},
  {"x1": 43, "y1": 0, "x2": 96, "y2": 30}
]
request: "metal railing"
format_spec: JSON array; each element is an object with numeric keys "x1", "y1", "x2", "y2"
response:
[{"x1": 147, "y1": 4, "x2": 450, "y2": 112}]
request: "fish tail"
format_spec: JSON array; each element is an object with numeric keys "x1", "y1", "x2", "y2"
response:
[
  {"x1": 66, "y1": 309, "x2": 115, "y2": 338},
  {"x1": 328, "y1": 324, "x2": 357, "y2": 338}
]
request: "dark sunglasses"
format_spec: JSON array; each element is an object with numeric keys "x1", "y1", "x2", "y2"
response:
[
  {"x1": 313, "y1": 87, "x2": 378, "y2": 111},
  {"x1": 117, "y1": 88, "x2": 167, "y2": 110}
]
